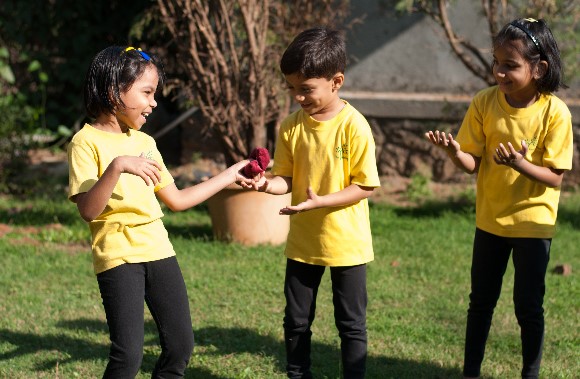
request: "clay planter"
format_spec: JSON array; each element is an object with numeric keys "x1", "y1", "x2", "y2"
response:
[{"x1": 207, "y1": 183, "x2": 291, "y2": 246}]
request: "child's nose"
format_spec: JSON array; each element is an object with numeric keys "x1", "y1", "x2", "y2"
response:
[
  {"x1": 151, "y1": 98, "x2": 158, "y2": 108},
  {"x1": 295, "y1": 94, "x2": 305, "y2": 102}
]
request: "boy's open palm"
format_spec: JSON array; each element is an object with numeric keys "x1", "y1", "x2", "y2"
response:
[{"x1": 279, "y1": 187, "x2": 319, "y2": 215}]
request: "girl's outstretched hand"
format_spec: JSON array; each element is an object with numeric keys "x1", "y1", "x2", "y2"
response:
[
  {"x1": 424, "y1": 130, "x2": 461, "y2": 154},
  {"x1": 279, "y1": 187, "x2": 319, "y2": 215},
  {"x1": 229, "y1": 159, "x2": 254, "y2": 185},
  {"x1": 494, "y1": 140, "x2": 528, "y2": 167},
  {"x1": 117, "y1": 154, "x2": 162, "y2": 186}
]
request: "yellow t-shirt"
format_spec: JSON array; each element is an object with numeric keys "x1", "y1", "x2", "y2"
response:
[
  {"x1": 272, "y1": 101, "x2": 381, "y2": 266},
  {"x1": 457, "y1": 86, "x2": 573, "y2": 238},
  {"x1": 68, "y1": 124, "x2": 176, "y2": 274}
]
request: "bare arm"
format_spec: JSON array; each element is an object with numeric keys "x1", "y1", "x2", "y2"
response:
[
  {"x1": 425, "y1": 131, "x2": 480, "y2": 174},
  {"x1": 279, "y1": 184, "x2": 374, "y2": 215},
  {"x1": 494, "y1": 141, "x2": 564, "y2": 188},
  {"x1": 157, "y1": 160, "x2": 251, "y2": 212},
  {"x1": 241, "y1": 173, "x2": 293, "y2": 195},
  {"x1": 73, "y1": 155, "x2": 162, "y2": 222}
]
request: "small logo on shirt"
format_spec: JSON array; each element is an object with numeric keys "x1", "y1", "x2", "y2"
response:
[
  {"x1": 524, "y1": 137, "x2": 538, "y2": 149},
  {"x1": 143, "y1": 150, "x2": 154, "y2": 160},
  {"x1": 335, "y1": 144, "x2": 349, "y2": 160}
]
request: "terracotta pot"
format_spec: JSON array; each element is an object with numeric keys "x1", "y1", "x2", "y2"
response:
[{"x1": 207, "y1": 183, "x2": 291, "y2": 245}]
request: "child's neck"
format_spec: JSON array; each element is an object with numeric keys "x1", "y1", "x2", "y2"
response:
[
  {"x1": 504, "y1": 91, "x2": 540, "y2": 109},
  {"x1": 92, "y1": 115, "x2": 127, "y2": 133},
  {"x1": 309, "y1": 97, "x2": 345, "y2": 122}
]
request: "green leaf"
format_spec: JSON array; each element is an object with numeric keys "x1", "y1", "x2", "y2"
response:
[
  {"x1": 27, "y1": 60, "x2": 41, "y2": 72},
  {"x1": 0, "y1": 65, "x2": 15, "y2": 83},
  {"x1": 38, "y1": 71, "x2": 49, "y2": 83},
  {"x1": 57, "y1": 125, "x2": 72, "y2": 137}
]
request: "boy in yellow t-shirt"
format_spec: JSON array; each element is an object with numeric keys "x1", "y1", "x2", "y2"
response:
[{"x1": 246, "y1": 27, "x2": 380, "y2": 378}]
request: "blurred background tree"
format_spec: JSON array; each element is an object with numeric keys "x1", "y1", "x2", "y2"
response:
[
  {"x1": 395, "y1": 0, "x2": 580, "y2": 86},
  {"x1": 0, "y1": 0, "x2": 577, "y2": 192},
  {"x1": 153, "y1": 0, "x2": 352, "y2": 164},
  {"x1": 0, "y1": 0, "x2": 152, "y2": 192}
]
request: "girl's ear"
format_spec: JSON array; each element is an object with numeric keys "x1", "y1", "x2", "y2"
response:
[
  {"x1": 534, "y1": 60, "x2": 548, "y2": 80},
  {"x1": 332, "y1": 73, "x2": 345, "y2": 91}
]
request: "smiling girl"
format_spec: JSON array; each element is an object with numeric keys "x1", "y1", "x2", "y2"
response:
[
  {"x1": 68, "y1": 46, "x2": 251, "y2": 378},
  {"x1": 425, "y1": 19, "x2": 573, "y2": 379}
]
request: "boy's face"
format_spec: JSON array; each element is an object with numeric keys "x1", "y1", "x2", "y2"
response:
[{"x1": 285, "y1": 72, "x2": 344, "y2": 121}]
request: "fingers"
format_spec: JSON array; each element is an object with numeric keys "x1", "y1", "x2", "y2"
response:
[
  {"x1": 121, "y1": 155, "x2": 162, "y2": 186},
  {"x1": 279, "y1": 206, "x2": 300, "y2": 215},
  {"x1": 425, "y1": 130, "x2": 454, "y2": 147},
  {"x1": 494, "y1": 142, "x2": 520, "y2": 165},
  {"x1": 141, "y1": 163, "x2": 161, "y2": 186}
]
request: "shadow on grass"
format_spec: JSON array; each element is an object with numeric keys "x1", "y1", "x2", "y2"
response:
[
  {"x1": 0, "y1": 205, "x2": 81, "y2": 227},
  {"x1": 391, "y1": 199, "x2": 475, "y2": 219},
  {"x1": 0, "y1": 319, "x2": 226, "y2": 379},
  {"x1": 195, "y1": 326, "x2": 463, "y2": 379},
  {"x1": 164, "y1": 222, "x2": 214, "y2": 241},
  {"x1": 556, "y1": 206, "x2": 580, "y2": 230},
  {"x1": 0, "y1": 320, "x2": 464, "y2": 379}
]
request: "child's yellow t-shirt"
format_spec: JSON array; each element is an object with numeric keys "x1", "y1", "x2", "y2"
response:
[
  {"x1": 68, "y1": 124, "x2": 175, "y2": 274},
  {"x1": 457, "y1": 86, "x2": 573, "y2": 238},
  {"x1": 272, "y1": 101, "x2": 381, "y2": 266}
]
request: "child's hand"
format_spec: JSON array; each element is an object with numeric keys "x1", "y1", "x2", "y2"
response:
[
  {"x1": 229, "y1": 160, "x2": 254, "y2": 186},
  {"x1": 279, "y1": 187, "x2": 318, "y2": 215},
  {"x1": 494, "y1": 140, "x2": 528, "y2": 167},
  {"x1": 424, "y1": 130, "x2": 461, "y2": 154},
  {"x1": 117, "y1": 154, "x2": 162, "y2": 186}
]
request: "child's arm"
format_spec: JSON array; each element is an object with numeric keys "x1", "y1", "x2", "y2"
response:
[
  {"x1": 279, "y1": 184, "x2": 374, "y2": 215},
  {"x1": 244, "y1": 173, "x2": 292, "y2": 195},
  {"x1": 156, "y1": 160, "x2": 251, "y2": 212},
  {"x1": 494, "y1": 140, "x2": 564, "y2": 188},
  {"x1": 425, "y1": 130, "x2": 480, "y2": 174},
  {"x1": 73, "y1": 155, "x2": 162, "y2": 222}
]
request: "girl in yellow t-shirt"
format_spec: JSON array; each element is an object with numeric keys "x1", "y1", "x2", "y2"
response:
[
  {"x1": 425, "y1": 19, "x2": 573, "y2": 379},
  {"x1": 68, "y1": 46, "x2": 251, "y2": 378}
]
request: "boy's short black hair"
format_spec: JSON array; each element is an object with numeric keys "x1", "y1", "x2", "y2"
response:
[
  {"x1": 83, "y1": 46, "x2": 165, "y2": 119},
  {"x1": 280, "y1": 27, "x2": 346, "y2": 79}
]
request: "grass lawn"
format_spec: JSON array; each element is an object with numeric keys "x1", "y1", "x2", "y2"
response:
[{"x1": 0, "y1": 189, "x2": 578, "y2": 378}]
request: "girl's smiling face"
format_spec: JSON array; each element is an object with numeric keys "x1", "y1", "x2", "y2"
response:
[
  {"x1": 284, "y1": 72, "x2": 344, "y2": 121},
  {"x1": 117, "y1": 65, "x2": 159, "y2": 131},
  {"x1": 492, "y1": 40, "x2": 546, "y2": 107}
]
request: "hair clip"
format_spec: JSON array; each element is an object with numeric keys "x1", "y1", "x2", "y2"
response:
[
  {"x1": 510, "y1": 21, "x2": 543, "y2": 56},
  {"x1": 122, "y1": 47, "x2": 151, "y2": 61},
  {"x1": 524, "y1": 18, "x2": 538, "y2": 22}
]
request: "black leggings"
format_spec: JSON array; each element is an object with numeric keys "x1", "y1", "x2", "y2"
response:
[
  {"x1": 283, "y1": 258, "x2": 367, "y2": 379},
  {"x1": 97, "y1": 256, "x2": 194, "y2": 379},
  {"x1": 463, "y1": 228, "x2": 550, "y2": 379}
]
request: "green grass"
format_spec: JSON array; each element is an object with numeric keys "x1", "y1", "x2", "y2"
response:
[{"x1": 0, "y1": 191, "x2": 578, "y2": 378}]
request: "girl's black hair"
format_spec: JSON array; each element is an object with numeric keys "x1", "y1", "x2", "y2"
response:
[
  {"x1": 280, "y1": 27, "x2": 346, "y2": 79},
  {"x1": 83, "y1": 46, "x2": 166, "y2": 119},
  {"x1": 493, "y1": 18, "x2": 566, "y2": 93}
]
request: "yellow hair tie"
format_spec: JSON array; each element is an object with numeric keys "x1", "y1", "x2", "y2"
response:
[{"x1": 121, "y1": 46, "x2": 151, "y2": 61}]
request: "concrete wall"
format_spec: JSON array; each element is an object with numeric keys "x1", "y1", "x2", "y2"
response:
[
  {"x1": 338, "y1": 1, "x2": 579, "y2": 187},
  {"x1": 164, "y1": 1, "x2": 579, "y2": 187}
]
